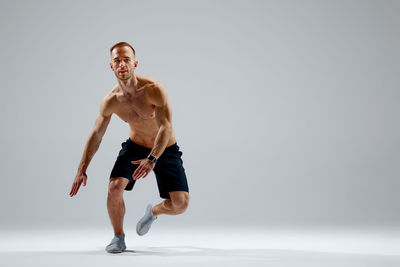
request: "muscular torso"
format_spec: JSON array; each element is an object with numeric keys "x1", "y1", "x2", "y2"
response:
[{"x1": 108, "y1": 76, "x2": 176, "y2": 148}]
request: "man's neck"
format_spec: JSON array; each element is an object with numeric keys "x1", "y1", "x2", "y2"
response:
[{"x1": 118, "y1": 74, "x2": 139, "y2": 96}]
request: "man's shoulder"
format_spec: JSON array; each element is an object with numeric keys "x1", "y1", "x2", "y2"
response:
[
  {"x1": 100, "y1": 86, "x2": 119, "y2": 116},
  {"x1": 142, "y1": 81, "x2": 168, "y2": 107},
  {"x1": 139, "y1": 75, "x2": 164, "y2": 88},
  {"x1": 104, "y1": 87, "x2": 119, "y2": 104},
  {"x1": 139, "y1": 75, "x2": 156, "y2": 83}
]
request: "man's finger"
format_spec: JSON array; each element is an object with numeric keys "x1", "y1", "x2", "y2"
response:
[
  {"x1": 71, "y1": 183, "x2": 77, "y2": 196},
  {"x1": 133, "y1": 166, "x2": 142, "y2": 177},
  {"x1": 73, "y1": 181, "x2": 81, "y2": 196},
  {"x1": 139, "y1": 169, "x2": 148, "y2": 179},
  {"x1": 75, "y1": 183, "x2": 81, "y2": 194},
  {"x1": 69, "y1": 184, "x2": 74, "y2": 195},
  {"x1": 134, "y1": 170, "x2": 143, "y2": 180},
  {"x1": 70, "y1": 182, "x2": 77, "y2": 196},
  {"x1": 137, "y1": 170, "x2": 145, "y2": 179},
  {"x1": 136, "y1": 168, "x2": 147, "y2": 180},
  {"x1": 133, "y1": 167, "x2": 142, "y2": 180},
  {"x1": 70, "y1": 187, "x2": 75, "y2": 196},
  {"x1": 131, "y1": 160, "x2": 141, "y2": 164}
]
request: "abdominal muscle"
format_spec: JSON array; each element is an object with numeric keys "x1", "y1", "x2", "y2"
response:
[{"x1": 127, "y1": 118, "x2": 177, "y2": 149}]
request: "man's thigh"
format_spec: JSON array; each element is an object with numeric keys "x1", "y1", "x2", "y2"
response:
[{"x1": 154, "y1": 163, "x2": 189, "y2": 199}]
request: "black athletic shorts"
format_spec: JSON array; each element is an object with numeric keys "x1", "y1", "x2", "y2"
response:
[{"x1": 109, "y1": 137, "x2": 189, "y2": 199}]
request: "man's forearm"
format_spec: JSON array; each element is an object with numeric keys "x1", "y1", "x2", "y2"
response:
[
  {"x1": 77, "y1": 134, "x2": 102, "y2": 172},
  {"x1": 150, "y1": 126, "x2": 172, "y2": 159}
]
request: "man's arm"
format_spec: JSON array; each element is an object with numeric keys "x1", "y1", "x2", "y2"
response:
[
  {"x1": 69, "y1": 94, "x2": 113, "y2": 197},
  {"x1": 131, "y1": 82, "x2": 173, "y2": 180},
  {"x1": 77, "y1": 95, "x2": 113, "y2": 172},
  {"x1": 147, "y1": 82, "x2": 173, "y2": 159}
]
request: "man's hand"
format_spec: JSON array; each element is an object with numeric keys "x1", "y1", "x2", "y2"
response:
[
  {"x1": 69, "y1": 171, "x2": 88, "y2": 197},
  {"x1": 131, "y1": 159, "x2": 156, "y2": 180}
]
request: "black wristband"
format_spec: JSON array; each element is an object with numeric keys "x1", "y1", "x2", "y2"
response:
[{"x1": 147, "y1": 154, "x2": 157, "y2": 163}]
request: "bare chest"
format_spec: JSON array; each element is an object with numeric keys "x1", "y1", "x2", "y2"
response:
[{"x1": 114, "y1": 93, "x2": 156, "y2": 122}]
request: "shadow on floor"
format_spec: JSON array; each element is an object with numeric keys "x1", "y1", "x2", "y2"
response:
[{"x1": 13, "y1": 246, "x2": 400, "y2": 259}]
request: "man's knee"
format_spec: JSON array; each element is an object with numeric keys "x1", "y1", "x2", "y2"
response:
[
  {"x1": 170, "y1": 192, "x2": 189, "y2": 213},
  {"x1": 108, "y1": 177, "x2": 128, "y2": 197}
]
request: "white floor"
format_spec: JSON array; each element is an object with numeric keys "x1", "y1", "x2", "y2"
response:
[{"x1": 1, "y1": 226, "x2": 400, "y2": 267}]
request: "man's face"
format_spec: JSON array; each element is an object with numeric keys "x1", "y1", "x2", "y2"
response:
[{"x1": 109, "y1": 46, "x2": 137, "y2": 81}]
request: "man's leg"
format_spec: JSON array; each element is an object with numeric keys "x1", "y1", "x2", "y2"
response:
[
  {"x1": 136, "y1": 191, "x2": 189, "y2": 236},
  {"x1": 152, "y1": 191, "x2": 190, "y2": 216},
  {"x1": 107, "y1": 177, "x2": 130, "y2": 235}
]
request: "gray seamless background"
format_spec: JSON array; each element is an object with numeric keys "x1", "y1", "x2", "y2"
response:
[{"x1": 0, "y1": 0, "x2": 398, "y2": 230}]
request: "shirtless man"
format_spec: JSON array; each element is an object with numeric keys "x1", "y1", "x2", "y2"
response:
[{"x1": 69, "y1": 42, "x2": 190, "y2": 253}]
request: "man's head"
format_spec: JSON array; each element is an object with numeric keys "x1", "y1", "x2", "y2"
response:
[{"x1": 109, "y1": 42, "x2": 138, "y2": 81}]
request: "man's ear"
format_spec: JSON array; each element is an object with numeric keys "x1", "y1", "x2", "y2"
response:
[{"x1": 109, "y1": 62, "x2": 114, "y2": 70}]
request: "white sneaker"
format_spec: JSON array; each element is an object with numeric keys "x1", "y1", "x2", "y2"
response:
[
  {"x1": 105, "y1": 234, "x2": 126, "y2": 253},
  {"x1": 136, "y1": 204, "x2": 157, "y2": 236}
]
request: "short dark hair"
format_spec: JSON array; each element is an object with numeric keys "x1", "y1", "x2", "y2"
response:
[{"x1": 110, "y1": 42, "x2": 136, "y2": 56}]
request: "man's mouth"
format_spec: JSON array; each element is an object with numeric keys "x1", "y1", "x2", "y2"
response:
[{"x1": 119, "y1": 70, "x2": 127, "y2": 74}]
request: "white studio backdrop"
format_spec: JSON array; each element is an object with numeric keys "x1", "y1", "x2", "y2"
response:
[{"x1": 0, "y1": 0, "x2": 398, "y2": 230}]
